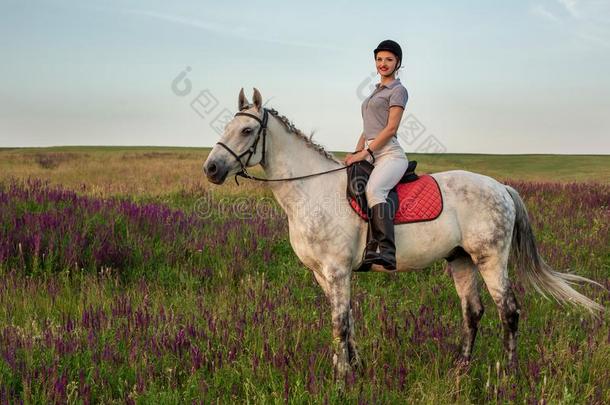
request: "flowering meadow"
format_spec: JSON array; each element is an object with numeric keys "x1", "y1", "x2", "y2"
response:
[{"x1": 0, "y1": 150, "x2": 608, "y2": 403}]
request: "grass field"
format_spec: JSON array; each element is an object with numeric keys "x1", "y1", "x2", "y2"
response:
[
  {"x1": 0, "y1": 147, "x2": 608, "y2": 403},
  {"x1": 1, "y1": 147, "x2": 608, "y2": 197}
]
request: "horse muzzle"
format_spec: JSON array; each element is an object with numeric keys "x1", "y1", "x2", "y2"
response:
[{"x1": 203, "y1": 160, "x2": 229, "y2": 184}]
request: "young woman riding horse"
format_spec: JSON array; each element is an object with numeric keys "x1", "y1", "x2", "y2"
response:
[
  {"x1": 203, "y1": 42, "x2": 603, "y2": 384},
  {"x1": 344, "y1": 39, "x2": 409, "y2": 271}
]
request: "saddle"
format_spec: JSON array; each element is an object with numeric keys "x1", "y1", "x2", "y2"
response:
[{"x1": 346, "y1": 160, "x2": 443, "y2": 224}]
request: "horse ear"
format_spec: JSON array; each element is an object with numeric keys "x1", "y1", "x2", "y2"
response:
[
  {"x1": 238, "y1": 88, "x2": 250, "y2": 111},
  {"x1": 252, "y1": 87, "x2": 263, "y2": 111}
]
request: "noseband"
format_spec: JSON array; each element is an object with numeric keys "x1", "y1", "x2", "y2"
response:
[{"x1": 215, "y1": 108, "x2": 269, "y2": 181}]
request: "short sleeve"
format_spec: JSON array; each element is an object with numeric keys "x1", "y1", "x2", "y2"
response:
[{"x1": 389, "y1": 86, "x2": 408, "y2": 109}]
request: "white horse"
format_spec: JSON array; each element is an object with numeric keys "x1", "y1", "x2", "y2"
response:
[{"x1": 203, "y1": 88, "x2": 603, "y2": 381}]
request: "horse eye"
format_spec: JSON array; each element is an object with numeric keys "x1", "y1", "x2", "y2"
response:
[{"x1": 242, "y1": 127, "x2": 253, "y2": 135}]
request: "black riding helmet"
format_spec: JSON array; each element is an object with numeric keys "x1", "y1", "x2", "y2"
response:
[{"x1": 373, "y1": 39, "x2": 403, "y2": 74}]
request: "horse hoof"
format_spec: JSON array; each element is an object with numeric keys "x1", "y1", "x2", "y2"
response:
[
  {"x1": 453, "y1": 356, "x2": 471, "y2": 374},
  {"x1": 506, "y1": 356, "x2": 519, "y2": 373},
  {"x1": 350, "y1": 354, "x2": 365, "y2": 371}
]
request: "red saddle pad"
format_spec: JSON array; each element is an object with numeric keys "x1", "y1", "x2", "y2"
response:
[{"x1": 349, "y1": 174, "x2": 443, "y2": 224}]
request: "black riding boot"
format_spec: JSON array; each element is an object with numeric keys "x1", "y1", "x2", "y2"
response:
[{"x1": 362, "y1": 201, "x2": 397, "y2": 270}]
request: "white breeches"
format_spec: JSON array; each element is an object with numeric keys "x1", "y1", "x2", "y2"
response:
[{"x1": 364, "y1": 137, "x2": 409, "y2": 207}]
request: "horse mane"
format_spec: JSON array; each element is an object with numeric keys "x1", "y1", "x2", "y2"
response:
[{"x1": 263, "y1": 107, "x2": 342, "y2": 164}]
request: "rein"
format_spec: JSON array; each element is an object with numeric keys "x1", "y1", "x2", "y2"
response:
[{"x1": 216, "y1": 107, "x2": 350, "y2": 185}]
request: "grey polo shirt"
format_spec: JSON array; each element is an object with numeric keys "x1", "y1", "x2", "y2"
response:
[{"x1": 361, "y1": 78, "x2": 409, "y2": 140}]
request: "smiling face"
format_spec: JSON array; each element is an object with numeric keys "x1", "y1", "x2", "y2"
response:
[{"x1": 375, "y1": 50, "x2": 399, "y2": 77}]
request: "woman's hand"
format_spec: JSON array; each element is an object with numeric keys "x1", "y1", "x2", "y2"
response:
[{"x1": 344, "y1": 149, "x2": 368, "y2": 166}]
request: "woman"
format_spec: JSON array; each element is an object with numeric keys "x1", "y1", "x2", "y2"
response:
[{"x1": 344, "y1": 39, "x2": 409, "y2": 270}]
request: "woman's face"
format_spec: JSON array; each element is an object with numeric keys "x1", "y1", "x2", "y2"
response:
[{"x1": 375, "y1": 51, "x2": 398, "y2": 77}]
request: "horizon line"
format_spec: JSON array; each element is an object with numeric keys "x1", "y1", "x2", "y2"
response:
[{"x1": 1, "y1": 145, "x2": 609, "y2": 157}]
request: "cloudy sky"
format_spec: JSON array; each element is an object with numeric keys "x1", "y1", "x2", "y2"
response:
[{"x1": 1, "y1": 0, "x2": 609, "y2": 153}]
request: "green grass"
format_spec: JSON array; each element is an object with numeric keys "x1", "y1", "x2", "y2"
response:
[{"x1": 0, "y1": 148, "x2": 608, "y2": 403}]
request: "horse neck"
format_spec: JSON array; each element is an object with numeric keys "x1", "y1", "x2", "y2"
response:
[{"x1": 262, "y1": 117, "x2": 345, "y2": 218}]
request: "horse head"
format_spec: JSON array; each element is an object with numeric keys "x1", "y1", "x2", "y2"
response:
[{"x1": 203, "y1": 88, "x2": 267, "y2": 184}]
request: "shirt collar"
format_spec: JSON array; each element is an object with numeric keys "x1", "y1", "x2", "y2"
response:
[{"x1": 375, "y1": 77, "x2": 401, "y2": 89}]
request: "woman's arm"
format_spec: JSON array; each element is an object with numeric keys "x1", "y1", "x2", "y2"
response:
[
  {"x1": 366, "y1": 106, "x2": 404, "y2": 153},
  {"x1": 343, "y1": 132, "x2": 368, "y2": 165},
  {"x1": 355, "y1": 132, "x2": 365, "y2": 151},
  {"x1": 344, "y1": 109, "x2": 403, "y2": 165}
]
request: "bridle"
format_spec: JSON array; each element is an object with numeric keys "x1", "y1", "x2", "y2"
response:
[
  {"x1": 215, "y1": 107, "x2": 270, "y2": 181},
  {"x1": 215, "y1": 107, "x2": 349, "y2": 185}
]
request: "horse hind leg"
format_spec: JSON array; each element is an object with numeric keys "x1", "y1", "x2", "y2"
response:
[
  {"x1": 500, "y1": 286, "x2": 519, "y2": 367},
  {"x1": 449, "y1": 251, "x2": 484, "y2": 365},
  {"x1": 476, "y1": 252, "x2": 520, "y2": 367}
]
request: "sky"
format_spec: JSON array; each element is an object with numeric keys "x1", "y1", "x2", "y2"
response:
[{"x1": 1, "y1": 0, "x2": 609, "y2": 154}]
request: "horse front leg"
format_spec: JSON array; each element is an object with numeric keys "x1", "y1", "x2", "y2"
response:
[
  {"x1": 313, "y1": 267, "x2": 353, "y2": 382},
  {"x1": 330, "y1": 274, "x2": 352, "y2": 383},
  {"x1": 347, "y1": 305, "x2": 363, "y2": 370}
]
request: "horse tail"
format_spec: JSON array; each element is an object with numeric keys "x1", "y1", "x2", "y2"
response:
[{"x1": 505, "y1": 185, "x2": 604, "y2": 316}]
